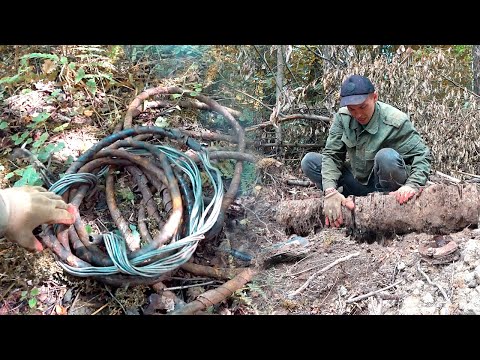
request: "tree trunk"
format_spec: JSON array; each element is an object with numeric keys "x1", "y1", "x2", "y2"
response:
[
  {"x1": 274, "y1": 45, "x2": 285, "y2": 157},
  {"x1": 276, "y1": 184, "x2": 479, "y2": 242},
  {"x1": 473, "y1": 45, "x2": 480, "y2": 94}
]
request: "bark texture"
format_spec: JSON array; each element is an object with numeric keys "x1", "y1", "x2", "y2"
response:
[{"x1": 276, "y1": 184, "x2": 480, "y2": 242}]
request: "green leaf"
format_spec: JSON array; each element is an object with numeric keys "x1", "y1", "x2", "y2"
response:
[
  {"x1": 32, "y1": 132, "x2": 49, "y2": 148},
  {"x1": 75, "y1": 68, "x2": 86, "y2": 84},
  {"x1": 171, "y1": 94, "x2": 182, "y2": 99},
  {"x1": 21, "y1": 291, "x2": 28, "y2": 298},
  {"x1": 85, "y1": 224, "x2": 93, "y2": 234},
  {"x1": 37, "y1": 142, "x2": 64, "y2": 163},
  {"x1": 154, "y1": 116, "x2": 170, "y2": 128},
  {"x1": 30, "y1": 288, "x2": 40, "y2": 296},
  {"x1": 12, "y1": 131, "x2": 30, "y2": 145},
  {"x1": 32, "y1": 112, "x2": 51, "y2": 124},
  {"x1": 28, "y1": 298, "x2": 37, "y2": 308},
  {"x1": 51, "y1": 89, "x2": 61, "y2": 97},
  {"x1": 86, "y1": 78, "x2": 97, "y2": 95},
  {"x1": 14, "y1": 165, "x2": 43, "y2": 187},
  {"x1": 0, "y1": 121, "x2": 7, "y2": 129},
  {"x1": 53, "y1": 123, "x2": 69, "y2": 132}
]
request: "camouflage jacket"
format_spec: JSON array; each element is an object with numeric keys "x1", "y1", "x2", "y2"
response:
[{"x1": 322, "y1": 101, "x2": 431, "y2": 190}]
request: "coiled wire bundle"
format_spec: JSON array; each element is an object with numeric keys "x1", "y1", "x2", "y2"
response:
[{"x1": 41, "y1": 126, "x2": 224, "y2": 286}]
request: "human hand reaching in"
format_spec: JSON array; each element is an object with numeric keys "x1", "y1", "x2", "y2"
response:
[
  {"x1": 0, "y1": 186, "x2": 76, "y2": 252},
  {"x1": 390, "y1": 185, "x2": 417, "y2": 204},
  {"x1": 323, "y1": 188, "x2": 355, "y2": 228}
]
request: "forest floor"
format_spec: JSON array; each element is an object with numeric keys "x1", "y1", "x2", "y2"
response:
[
  {"x1": 1, "y1": 173, "x2": 479, "y2": 316},
  {"x1": 1, "y1": 69, "x2": 479, "y2": 315}
]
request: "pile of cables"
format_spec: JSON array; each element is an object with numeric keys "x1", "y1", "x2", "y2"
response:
[{"x1": 41, "y1": 126, "x2": 224, "y2": 286}]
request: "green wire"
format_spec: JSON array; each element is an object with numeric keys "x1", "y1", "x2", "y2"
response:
[{"x1": 53, "y1": 146, "x2": 224, "y2": 278}]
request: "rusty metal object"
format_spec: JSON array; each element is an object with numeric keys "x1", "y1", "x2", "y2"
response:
[
  {"x1": 418, "y1": 235, "x2": 459, "y2": 263},
  {"x1": 41, "y1": 87, "x2": 255, "y2": 286}
]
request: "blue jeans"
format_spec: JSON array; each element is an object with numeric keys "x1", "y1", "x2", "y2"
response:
[{"x1": 300, "y1": 148, "x2": 408, "y2": 197}]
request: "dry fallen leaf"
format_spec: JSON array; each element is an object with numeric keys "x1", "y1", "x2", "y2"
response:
[
  {"x1": 42, "y1": 59, "x2": 56, "y2": 74},
  {"x1": 55, "y1": 304, "x2": 68, "y2": 315},
  {"x1": 84, "y1": 109, "x2": 94, "y2": 117}
]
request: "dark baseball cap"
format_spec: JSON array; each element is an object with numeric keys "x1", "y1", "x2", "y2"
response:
[{"x1": 339, "y1": 75, "x2": 375, "y2": 107}]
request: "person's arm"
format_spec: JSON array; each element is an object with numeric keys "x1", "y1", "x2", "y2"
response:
[
  {"x1": 321, "y1": 113, "x2": 347, "y2": 191},
  {"x1": 0, "y1": 186, "x2": 75, "y2": 252},
  {"x1": 390, "y1": 120, "x2": 431, "y2": 203},
  {"x1": 320, "y1": 113, "x2": 355, "y2": 227}
]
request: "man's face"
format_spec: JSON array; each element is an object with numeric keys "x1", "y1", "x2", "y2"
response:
[{"x1": 346, "y1": 92, "x2": 378, "y2": 125}]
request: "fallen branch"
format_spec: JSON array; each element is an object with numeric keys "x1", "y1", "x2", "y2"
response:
[
  {"x1": 286, "y1": 179, "x2": 314, "y2": 187},
  {"x1": 245, "y1": 113, "x2": 331, "y2": 132},
  {"x1": 169, "y1": 268, "x2": 257, "y2": 315},
  {"x1": 346, "y1": 280, "x2": 403, "y2": 303},
  {"x1": 435, "y1": 171, "x2": 461, "y2": 183},
  {"x1": 288, "y1": 252, "x2": 360, "y2": 298},
  {"x1": 140, "y1": 99, "x2": 242, "y2": 118}
]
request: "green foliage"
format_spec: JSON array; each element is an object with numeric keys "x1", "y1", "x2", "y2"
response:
[
  {"x1": 20, "y1": 287, "x2": 40, "y2": 309},
  {"x1": 0, "y1": 47, "x2": 118, "y2": 100},
  {"x1": 452, "y1": 45, "x2": 472, "y2": 63},
  {"x1": 85, "y1": 224, "x2": 93, "y2": 234},
  {"x1": 4, "y1": 111, "x2": 66, "y2": 186},
  {"x1": 125, "y1": 45, "x2": 209, "y2": 80},
  {"x1": 0, "y1": 53, "x2": 59, "y2": 86},
  {"x1": 129, "y1": 224, "x2": 140, "y2": 244},
  {"x1": 240, "y1": 162, "x2": 257, "y2": 194},
  {"x1": 6, "y1": 165, "x2": 43, "y2": 186},
  {"x1": 189, "y1": 82, "x2": 203, "y2": 97},
  {"x1": 238, "y1": 108, "x2": 256, "y2": 127},
  {"x1": 117, "y1": 188, "x2": 135, "y2": 202},
  {"x1": 216, "y1": 159, "x2": 257, "y2": 195},
  {"x1": 127, "y1": 45, "x2": 207, "y2": 63}
]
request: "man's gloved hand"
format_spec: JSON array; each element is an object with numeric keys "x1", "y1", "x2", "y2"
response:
[
  {"x1": 323, "y1": 188, "x2": 355, "y2": 228},
  {"x1": 0, "y1": 186, "x2": 76, "y2": 252},
  {"x1": 390, "y1": 185, "x2": 417, "y2": 204}
]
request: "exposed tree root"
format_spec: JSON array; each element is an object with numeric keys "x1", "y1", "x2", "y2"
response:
[{"x1": 276, "y1": 184, "x2": 480, "y2": 242}]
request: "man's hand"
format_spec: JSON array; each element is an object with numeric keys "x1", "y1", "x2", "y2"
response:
[
  {"x1": 390, "y1": 185, "x2": 417, "y2": 204},
  {"x1": 323, "y1": 188, "x2": 355, "y2": 228},
  {"x1": 0, "y1": 186, "x2": 76, "y2": 252}
]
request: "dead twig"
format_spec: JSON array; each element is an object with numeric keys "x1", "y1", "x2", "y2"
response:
[
  {"x1": 68, "y1": 291, "x2": 81, "y2": 314},
  {"x1": 163, "y1": 281, "x2": 219, "y2": 291},
  {"x1": 346, "y1": 280, "x2": 403, "y2": 304},
  {"x1": 417, "y1": 260, "x2": 451, "y2": 304},
  {"x1": 288, "y1": 252, "x2": 360, "y2": 298},
  {"x1": 0, "y1": 282, "x2": 16, "y2": 304},
  {"x1": 242, "y1": 206, "x2": 271, "y2": 236},
  {"x1": 105, "y1": 286, "x2": 127, "y2": 314},
  {"x1": 441, "y1": 74, "x2": 480, "y2": 99},
  {"x1": 245, "y1": 113, "x2": 331, "y2": 132},
  {"x1": 452, "y1": 169, "x2": 480, "y2": 179},
  {"x1": 435, "y1": 171, "x2": 461, "y2": 183},
  {"x1": 91, "y1": 302, "x2": 110, "y2": 315}
]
